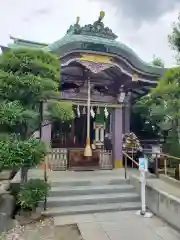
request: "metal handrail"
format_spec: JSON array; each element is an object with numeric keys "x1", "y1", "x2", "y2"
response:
[
  {"x1": 123, "y1": 149, "x2": 180, "y2": 179},
  {"x1": 126, "y1": 149, "x2": 180, "y2": 161},
  {"x1": 43, "y1": 155, "x2": 48, "y2": 211},
  {"x1": 123, "y1": 151, "x2": 139, "y2": 179}
]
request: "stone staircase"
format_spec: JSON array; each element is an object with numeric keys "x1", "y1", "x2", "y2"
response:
[{"x1": 42, "y1": 176, "x2": 141, "y2": 217}]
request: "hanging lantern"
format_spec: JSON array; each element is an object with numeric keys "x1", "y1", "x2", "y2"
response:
[
  {"x1": 132, "y1": 73, "x2": 138, "y2": 82},
  {"x1": 77, "y1": 105, "x2": 80, "y2": 117},
  {"x1": 104, "y1": 105, "x2": 109, "y2": 119},
  {"x1": 82, "y1": 106, "x2": 86, "y2": 115},
  {"x1": 90, "y1": 107, "x2": 95, "y2": 118},
  {"x1": 97, "y1": 106, "x2": 100, "y2": 114}
]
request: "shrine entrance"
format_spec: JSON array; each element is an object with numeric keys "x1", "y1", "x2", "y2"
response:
[
  {"x1": 37, "y1": 11, "x2": 164, "y2": 171},
  {"x1": 51, "y1": 106, "x2": 112, "y2": 170}
]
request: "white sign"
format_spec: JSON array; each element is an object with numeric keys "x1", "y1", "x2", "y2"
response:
[
  {"x1": 152, "y1": 145, "x2": 161, "y2": 158},
  {"x1": 139, "y1": 157, "x2": 148, "y2": 172}
]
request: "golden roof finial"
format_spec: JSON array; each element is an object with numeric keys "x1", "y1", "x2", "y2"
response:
[
  {"x1": 76, "y1": 16, "x2": 80, "y2": 25},
  {"x1": 98, "y1": 11, "x2": 105, "y2": 22}
]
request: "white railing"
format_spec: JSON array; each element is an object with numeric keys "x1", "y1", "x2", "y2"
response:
[
  {"x1": 48, "y1": 148, "x2": 68, "y2": 171},
  {"x1": 47, "y1": 148, "x2": 112, "y2": 171},
  {"x1": 99, "y1": 150, "x2": 113, "y2": 170}
]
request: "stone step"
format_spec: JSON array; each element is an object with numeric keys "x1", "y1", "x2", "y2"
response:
[
  {"x1": 50, "y1": 178, "x2": 129, "y2": 187},
  {"x1": 42, "y1": 202, "x2": 141, "y2": 217},
  {"x1": 49, "y1": 184, "x2": 135, "y2": 197},
  {"x1": 43, "y1": 192, "x2": 140, "y2": 208}
]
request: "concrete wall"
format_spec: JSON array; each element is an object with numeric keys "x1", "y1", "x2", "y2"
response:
[{"x1": 130, "y1": 175, "x2": 180, "y2": 231}]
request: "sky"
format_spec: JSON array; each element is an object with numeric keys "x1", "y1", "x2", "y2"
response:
[{"x1": 0, "y1": 0, "x2": 180, "y2": 67}]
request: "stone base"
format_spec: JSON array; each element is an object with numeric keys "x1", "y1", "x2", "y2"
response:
[
  {"x1": 0, "y1": 170, "x2": 12, "y2": 180},
  {"x1": 135, "y1": 210, "x2": 153, "y2": 218},
  {"x1": 114, "y1": 160, "x2": 123, "y2": 168}
]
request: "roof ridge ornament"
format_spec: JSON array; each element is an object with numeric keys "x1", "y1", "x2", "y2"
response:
[
  {"x1": 66, "y1": 11, "x2": 118, "y2": 40},
  {"x1": 66, "y1": 16, "x2": 81, "y2": 34},
  {"x1": 98, "y1": 11, "x2": 105, "y2": 23}
]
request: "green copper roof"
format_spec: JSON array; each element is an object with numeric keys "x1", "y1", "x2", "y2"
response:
[
  {"x1": 4, "y1": 12, "x2": 165, "y2": 76},
  {"x1": 44, "y1": 12, "x2": 165, "y2": 76},
  {"x1": 44, "y1": 34, "x2": 165, "y2": 76},
  {"x1": 7, "y1": 36, "x2": 48, "y2": 49}
]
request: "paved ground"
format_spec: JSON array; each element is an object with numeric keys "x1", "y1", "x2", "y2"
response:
[
  {"x1": 54, "y1": 211, "x2": 180, "y2": 240},
  {"x1": 2, "y1": 211, "x2": 180, "y2": 239},
  {"x1": 10, "y1": 169, "x2": 180, "y2": 239}
]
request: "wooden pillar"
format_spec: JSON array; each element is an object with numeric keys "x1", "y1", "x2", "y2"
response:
[
  {"x1": 112, "y1": 106, "x2": 123, "y2": 168},
  {"x1": 41, "y1": 120, "x2": 52, "y2": 144},
  {"x1": 40, "y1": 102, "x2": 52, "y2": 145},
  {"x1": 124, "y1": 103, "x2": 131, "y2": 134}
]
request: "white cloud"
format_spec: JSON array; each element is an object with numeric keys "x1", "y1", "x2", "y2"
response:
[{"x1": 0, "y1": 0, "x2": 178, "y2": 67}]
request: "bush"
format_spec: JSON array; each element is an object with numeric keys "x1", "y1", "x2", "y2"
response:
[
  {"x1": 0, "y1": 137, "x2": 48, "y2": 171},
  {"x1": 17, "y1": 179, "x2": 50, "y2": 210},
  {"x1": 20, "y1": 138, "x2": 48, "y2": 168},
  {"x1": 0, "y1": 137, "x2": 24, "y2": 171}
]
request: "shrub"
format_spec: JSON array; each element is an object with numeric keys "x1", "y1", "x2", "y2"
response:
[
  {"x1": 0, "y1": 137, "x2": 48, "y2": 172},
  {"x1": 20, "y1": 138, "x2": 48, "y2": 168},
  {"x1": 0, "y1": 136, "x2": 24, "y2": 171},
  {"x1": 17, "y1": 179, "x2": 50, "y2": 210}
]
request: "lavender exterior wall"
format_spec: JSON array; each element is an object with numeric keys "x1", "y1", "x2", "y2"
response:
[
  {"x1": 112, "y1": 107, "x2": 123, "y2": 168},
  {"x1": 124, "y1": 104, "x2": 130, "y2": 134},
  {"x1": 41, "y1": 120, "x2": 52, "y2": 144},
  {"x1": 122, "y1": 107, "x2": 125, "y2": 134}
]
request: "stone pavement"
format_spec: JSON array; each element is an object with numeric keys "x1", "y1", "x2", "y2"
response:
[{"x1": 54, "y1": 211, "x2": 180, "y2": 240}]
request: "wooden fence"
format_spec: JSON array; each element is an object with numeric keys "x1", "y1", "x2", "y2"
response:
[{"x1": 47, "y1": 148, "x2": 113, "y2": 170}]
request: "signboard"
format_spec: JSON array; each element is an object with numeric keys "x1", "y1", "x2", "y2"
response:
[
  {"x1": 152, "y1": 145, "x2": 161, "y2": 158},
  {"x1": 80, "y1": 53, "x2": 112, "y2": 63},
  {"x1": 139, "y1": 157, "x2": 148, "y2": 172}
]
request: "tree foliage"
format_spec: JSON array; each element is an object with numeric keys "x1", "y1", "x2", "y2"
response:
[
  {"x1": 0, "y1": 48, "x2": 74, "y2": 179},
  {"x1": 0, "y1": 48, "x2": 74, "y2": 138},
  {"x1": 17, "y1": 179, "x2": 50, "y2": 210},
  {"x1": 132, "y1": 94, "x2": 161, "y2": 139},
  {"x1": 169, "y1": 13, "x2": 180, "y2": 57},
  {"x1": 151, "y1": 55, "x2": 165, "y2": 67},
  {"x1": 133, "y1": 12, "x2": 180, "y2": 156},
  {"x1": 47, "y1": 101, "x2": 74, "y2": 122},
  {"x1": 0, "y1": 137, "x2": 47, "y2": 171},
  {"x1": 132, "y1": 54, "x2": 165, "y2": 139}
]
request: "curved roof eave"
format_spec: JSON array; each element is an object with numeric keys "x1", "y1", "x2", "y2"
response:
[{"x1": 44, "y1": 34, "x2": 166, "y2": 76}]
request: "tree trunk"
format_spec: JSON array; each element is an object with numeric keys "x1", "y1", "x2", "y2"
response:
[
  {"x1": 20, "y1": 124, "x2": 29, "y2": 183},
  {"x1": 177, "y1": 119, "x2": 180, "y2": 144},
  {"x1": 21, "y1": 166, "x2": 28, "y2": 183}
]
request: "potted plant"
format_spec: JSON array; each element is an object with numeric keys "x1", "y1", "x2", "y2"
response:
[{"x1": 17, "y1": 179, "x2": 50, "y2": 216}]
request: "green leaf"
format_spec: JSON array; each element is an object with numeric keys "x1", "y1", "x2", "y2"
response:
[{"x1": 47, "y1": 101, "x2": 74, "y2": 121}]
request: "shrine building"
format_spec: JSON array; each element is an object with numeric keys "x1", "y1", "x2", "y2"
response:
[{"x1": 0, "y1": 12, "x2": 165, "y2": 171}]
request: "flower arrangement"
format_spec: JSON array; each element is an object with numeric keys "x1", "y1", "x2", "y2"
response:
[{"x1": 123, "y1": 132, "x2": 142, "y2": 151}]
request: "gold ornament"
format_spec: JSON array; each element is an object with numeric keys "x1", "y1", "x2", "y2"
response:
[
  {"x1": 98, "y1": 11, "x2": 105, "y2": 22},
  {"x1": 76, "y1": 16, "x2": 80, "y2": 24}
]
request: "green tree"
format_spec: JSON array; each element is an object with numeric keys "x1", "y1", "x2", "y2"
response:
[
  {"x1": 169, "y1": 13, "x2": 180, "y2": 60},
  {"x1": 151, "y1": 55, "x2": 165, "y2": 67},
  {"x1": 150, "y1": 67, "x2": 180, "y2": 155},
  {"x1": 132, "y1": 94, "x2": 161, "y2": 139},
  {"x1": 0, "y1": 48, "x2": 74, "y2": 138},
  {"x1": 132, "y1": 54, "x2": 165, "y2": 139},
  {"x1": 0, "y1": 48, "x2": 74, "y2": 181}
]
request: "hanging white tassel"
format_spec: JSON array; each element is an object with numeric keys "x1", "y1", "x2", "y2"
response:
[
  {"x1": 77, "y1": 105, "x2": 80, "y2": 117},
  {"x1": 90, "y1": 107, "x2": 95, "y2": 118},
  {"x1": 104, "y1": 105, "x2": 109, "y2": 119},
  {"x1": 97, "y1": 106, "x2": 100, "y2": 114},
  {"x1": 82, "y1": 106, "x2": 86, "y2": 115}
]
